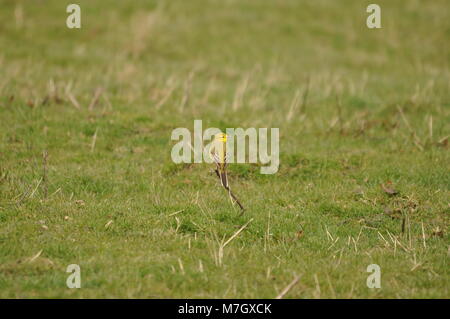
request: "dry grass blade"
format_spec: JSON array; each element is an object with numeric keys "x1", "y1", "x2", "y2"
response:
[
  {"x1": 90, "y1": 128, "x2": 98, "y2": 153},
  {"x1": 286, "y1": 89, "x2": 301, "y2": 121},
  {"x1": 42, "y1": 150, "x2": 48, "y2": 199},
  {"x1": 217, "y1": 218, "x2": 253, "y2": 267},
  {"x1": 28, "y1": 250, "x2": 43, "y2": 263},
  {"x1": 313, "y1": 274, "x2": 321, "y2": 299},
  {"x1": 88, "y1": 87, "x2": 103, "y2": 111},
  {"x1": 232, "y1": 74, "x2": 249, "y2": 111},
  {"x1": 428, "y1": 115, "x2": 433, "y2": 141},
  {"x1": 67, "y1": 92, "x2": 80, "y2": 109},
  {"x1": 222, "y1": 218, "x2": 253, "y2": 248},
  {"x1": 396, "y1": 105, "x2": 424, "y2": 151},
  {"x1": 421, "y1": 222, "x2": 427, "y2": 249},
  {"x1": 300, "y1": 76, "x2": 310, "y2": 113},
  {"x1": 105, "y1": 220, "x2": 113, "y2": 229},
  {"x1": 168, "y1": 209, "x2": 184, "y2": 217},
  {"x1": 29, "y1": 177, "x2": 43, "y2": 198},
  {"x1": 178, "y1": 258, "x2": 185, "y2": 275},
  {"x1": 179, "y1": 71, "x2": 194, "y2": 112},
  {"x1": 275, "y1": 275, "x2": 301, "y2": 299},
  {"x1": 155, "y1": 86, "x2": 175, "y2": 110}
]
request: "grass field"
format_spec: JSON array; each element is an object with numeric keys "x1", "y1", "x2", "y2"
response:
[{"x1": 0, "y1": 0, "x2": 449, "y2": 298}]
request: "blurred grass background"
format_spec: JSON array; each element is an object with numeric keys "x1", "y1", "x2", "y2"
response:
[{"x1": 0, "y1": 0, "x2": 449, "y2": 298}]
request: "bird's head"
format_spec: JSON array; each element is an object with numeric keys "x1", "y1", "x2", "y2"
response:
[{"x1": 214, "y1": 132, "x2": 227, "y2": 142}]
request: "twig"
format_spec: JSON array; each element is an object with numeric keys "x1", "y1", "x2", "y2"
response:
[{"x1": 214, "y1": 169, "x2": 245, "y2": 212}]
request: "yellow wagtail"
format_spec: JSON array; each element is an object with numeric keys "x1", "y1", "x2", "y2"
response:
[
  {"x1": 210, "y1": 133, "x2": 245, "y2": 212},
  {"x1": 210, "y1": 132, "x2": 228, "y2": 188}
]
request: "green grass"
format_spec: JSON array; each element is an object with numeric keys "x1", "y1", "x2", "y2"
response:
[{"x1": 0, "y1": 0, "x2": 449, "y2": 298}]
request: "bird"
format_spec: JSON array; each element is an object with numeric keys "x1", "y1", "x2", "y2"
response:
[
  {"x1": 210, "y1": 132, "x2": 245, "y2": 212},
  {"x1": 210, "y1": 132, "x2": 228, "y2": 188}
]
